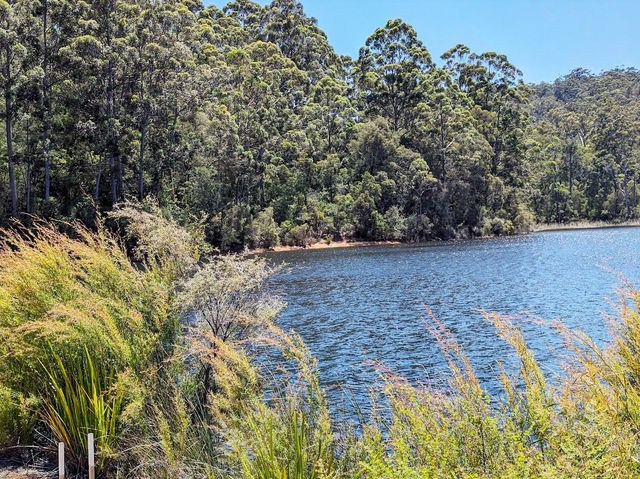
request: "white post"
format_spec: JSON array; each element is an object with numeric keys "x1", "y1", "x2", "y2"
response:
[
  {"x1": 88, "y1": 433, "x2": 95, "y2": 479},
  {"x1": 58, "y1": 442, "x2": 64, "y2": 479}
]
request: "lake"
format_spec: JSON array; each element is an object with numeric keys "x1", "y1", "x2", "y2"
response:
[{"x1": 263, "y1": 227, "x2": 640, "y2": 411}]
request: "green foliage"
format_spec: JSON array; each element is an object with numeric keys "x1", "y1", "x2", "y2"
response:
[
  {"x1": 0, "y1": 217, "x2": 177, "y2": 474},
  {"x1": 7, "y1": 0, "x2": 630, "y2": 248},
  {"x1": 205, "y1": 325, "x2": 337, "y2": 479},
  {"x1": 530, "y1": 68, "x2": 640, "y2": 224},
  {"x1": 0, "y1": 221, "x2": 173, "y2": 395},
  {"x1": 3, "y1": 1, "x2": 640, "y2": 476},
  {"x1": 5, "y1": 204, "x2": 640, "y2": 479},
  {"x1": 355, "y1": 298, "x2": 640, "y2": 478},
  {"x1": 0, "y1": 385, "x2": 38, "y2": 447},
  {"x1": 282, "y1": 222, "x2": 312, "y2": 246},
  {"x1": 43, "y1": 348, "x2": 123, "y2": 473},
  {"x1": 250, "y1": 206, "x2": 280, "y2": 249}
]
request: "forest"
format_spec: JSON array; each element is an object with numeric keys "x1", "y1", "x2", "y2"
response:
[{"x1": 1, "y1": 0, "x2": 639, "y2": 250}]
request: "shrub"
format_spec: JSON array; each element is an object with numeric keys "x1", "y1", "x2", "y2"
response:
[
  {"x1": 356, "y1": 292, "x2": 640, "y2": 478},
  {"x1": 0, "y1": 386, "x2": 38, "y2": 447},
  {"x1": 0, "y1": 222, "x2": 172, "y2": 392},
  {"x1": 382, "y1": 206, "x2": 407, "y2": 240},
  {"x1": 205, "y1": 325, "x2": 336, "y2": 479},
  {"x1": 43, "y1": 349, "x2": 123, "y2": 473},
  {"x1": 482, "y1": 216, "x2": 513, "y2": 236},
  {"x1": 513, "y1": 205, "x2": 535, "y2": 233},
  {"x1": 283, "y1": 223, "x2": 312, "y2": 246},
  {"x1": 406, "y1": 214, "x2": 432, "y2": 241},
  {"x1": 0, "y1": 220, "x2": 175, "y2": 473},
  {"x1": 249, "y1": 207, "x2": 280, "y2": 249},
  {"x1": 109, "y1": 198, "x2": 210, "y2": 280}
]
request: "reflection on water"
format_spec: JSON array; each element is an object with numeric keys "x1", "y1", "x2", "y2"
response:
[{"x1": 262, "y1": 227, "x2": 640, "y2": 409}]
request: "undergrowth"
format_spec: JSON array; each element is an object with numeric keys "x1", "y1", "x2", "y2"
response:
[{"x1": 1, "y1": 204, "x2": 639, "y2": 478}]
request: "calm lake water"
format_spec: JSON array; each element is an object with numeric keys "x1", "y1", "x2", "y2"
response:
[{"x1": 263, "y1": 227, "x2": 640, "y2": 409}]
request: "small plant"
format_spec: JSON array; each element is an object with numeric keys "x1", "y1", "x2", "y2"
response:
[{"x1": 42, "y1": 347, "x2": 123, "y2": 474}]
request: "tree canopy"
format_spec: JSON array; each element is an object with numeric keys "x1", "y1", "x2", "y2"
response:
[{"x1": 1, "y1": 0, "x2": 639, "y2": 249}]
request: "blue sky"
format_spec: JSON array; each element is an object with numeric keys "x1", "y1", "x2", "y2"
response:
[{"x1": 206, "y1": 0, "x2": 640, "y2": 84}]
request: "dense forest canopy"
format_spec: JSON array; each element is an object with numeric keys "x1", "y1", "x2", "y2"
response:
[{"x1": 1, "y1": 0, "x2": 639, "y2": 249}]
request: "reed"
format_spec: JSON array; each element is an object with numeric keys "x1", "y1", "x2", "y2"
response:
[{"x1": 43, "y1": 348, "x2": 123, "y2": 474}]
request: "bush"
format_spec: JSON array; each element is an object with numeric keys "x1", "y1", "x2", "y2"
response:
[
  {"x1": 382, "y1": 206, "x2": 407, "y2": 240},
  {"x1": 0, "y1": 220, "x2": 175, "y2": 473},
  {"x1": 482, "y1": 216, "x2": 513, "y2": 236},
  {"x1": 205, "y1": 325, "x2": 336, "y2": 479},
  {"x1": 43, "y1": 349, "x2": 123, "y2": 472},
  {"x1": 356, "y1": 289, "x2": 640, "y2": 478},
  {"x1": 9, "y1": 207, "x2": 640, "y2": 479},
  {"x1": 283, "y1": 223, "x2": 312, "y2": 246},
  {"x1": 406, "y1": 214, "x2": 432, "y2": 241},
  {"x1": 249, "y1": 207, "x2": 280, "y2": 249},
  {"x1": 513, "y1": 205, "x2": 535, "y2": 233},
  {"x1": 0, "y1": 386, "x2": 38, "y2": 447}
]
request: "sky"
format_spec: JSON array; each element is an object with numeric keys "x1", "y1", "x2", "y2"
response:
[{"x1": 207, "y1": 0, "x2": 640, "y2": 84}]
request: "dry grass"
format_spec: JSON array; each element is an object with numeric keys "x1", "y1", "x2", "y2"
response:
[{"x1": 533, "y1": 219, "x2": 640, "y2": 232}]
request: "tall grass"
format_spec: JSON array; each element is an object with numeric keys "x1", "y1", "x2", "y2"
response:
[
  {"x1": 355, "y1": 300, "x2": 640, "y2": 478},
  {"x1": 5, "y1": 208, "x2": 640, "y2": 478},
  {"x1": 0, "y1": 218, "x2": 175, "y2": 473},
  {"x1": 43, "y1": 347, "x2": 123, "y2": 473}
]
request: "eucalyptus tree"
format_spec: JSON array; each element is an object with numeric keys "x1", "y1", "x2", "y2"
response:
[
  {"x1": 33, "y1": 0, "x2": 75, "y2": 205},
  {"x1": 356, "y1": 19, "x2": 433, "y2": 132},
  {"x1": 0, "y1": 0, "x2": 40, "y2": 216},
  {"x1": 262, "y1": 0, "x2": 338, "y2": 82},
  {"x1": 303, "y1": 73, "x2": 356, "y2": 156}
]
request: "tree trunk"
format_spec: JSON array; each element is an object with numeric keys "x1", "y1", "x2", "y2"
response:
[
  {"x1": 110, "y1": 153, "x2": 117, "y2": 204},
  {"x1": 138, "y1": 109, "x2": 148, "y2": 200},
  {"x1": 5, "y1": 49, "x2": 17, "y2": 217},
  {"x1": 106, "y1": 13, "x2": 119, "y2": 204},
  {"x1": 95, "y1": 159, "x2": 102, "y2": 202},
  {"x1": 25, "y1": 163, "x2": 32, "y2": 213},
  {"x1": 116, "y1": 154, "x2": 123, "y2": 199},
  {"x1": 612, "y1": 163, "x2": 619, "y2": 217},
  {"x1": 568, "y1": 147, "x2": 573, "y2": 197},
  {"x1": 43, "y1": 0, "x2": 51, "y2": 203},
  {"x1": 624, "y1": 162, "x2": 630, "y2": 217}
]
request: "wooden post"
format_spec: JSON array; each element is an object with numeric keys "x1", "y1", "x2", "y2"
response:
[
  {"x1": 88, "y1": 433, "x2": 95, "y2": 479},
  {"x1": 58, "y1": 442, "x2": 64, "y2": 479}
]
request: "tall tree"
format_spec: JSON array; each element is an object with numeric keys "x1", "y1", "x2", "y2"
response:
[{"x1": 356, "y1": 19, "x2": 433, "y2": 132}]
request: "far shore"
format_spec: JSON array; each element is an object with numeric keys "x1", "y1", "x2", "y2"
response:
[
  {"x1": 248, "y1": 220, "x2": 640, "y2": 254},
  {"x1": 532, "y1": 219, "x2": 640, "y2": 232},
  {"x1": 248, "y1": 239, "x2": 402, "y2": 254}
]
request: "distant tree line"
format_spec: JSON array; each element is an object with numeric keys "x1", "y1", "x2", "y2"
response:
[{"x1": 1, "y1": 0, "x2": 638, "y2": 249}]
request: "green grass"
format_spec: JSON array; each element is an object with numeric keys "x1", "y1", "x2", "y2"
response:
[{"x1": 43, "y1": 347, "x2": 123, "y2": 473}]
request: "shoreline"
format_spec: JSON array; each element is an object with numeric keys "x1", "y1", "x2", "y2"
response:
[
  {"x1": 249, "y1": 239, "x2": 403, "y2": 254},
  {"x1": 532, "y1": 219, "x2": 640, "y2": 232},
  {"x1": 248, "y1": 220, "x2": 640, "y2": 254}
]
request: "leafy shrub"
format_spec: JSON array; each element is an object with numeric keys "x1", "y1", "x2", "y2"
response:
[
  {"x1": 405, "y1": 214, "x2": 432, "y2": 241},
  {"x1": 0, "y1": 222, "x2": 172, "y2": 392},
  {"x1": 482, "y1": 216, "x2": 514, "y2": 236},
  {"x1": 109, "y1": 198, "x2": 210, "y2": 279},
  {"x1": 283, "y1": 223, "x2": 312, "y2": 246},
  {"x1": 356, "y1": 290, "x2": 640, "y2": 478},
  {"x1": 0, "y1": 220, "x2": 174, "y2": 473},
  {"x1": 250, "y1": 207, "x2": 280, "y2": 249},
  {"x1": 0, "y1": 386, "x2": 38, "y2": 447},
  {"x1": 205, "y1": 325, "x2": 336, "y2": 479},
  {"x1": 382, "y1": 206, "x2": 407, "y2": 240},
  {"x1": 513, "y1": 205, "x2": 535, "y2": 233}
]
